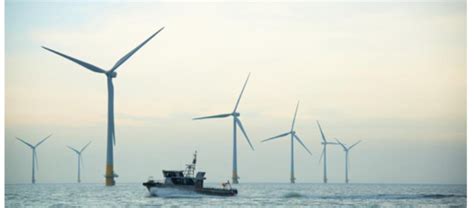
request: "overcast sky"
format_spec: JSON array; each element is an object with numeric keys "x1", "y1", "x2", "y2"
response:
[{"x1": 5, "y1": 1, "x2": 466, "y2": 184}]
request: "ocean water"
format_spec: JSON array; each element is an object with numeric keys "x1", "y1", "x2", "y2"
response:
[{"x1": 5, "y1": 183, "x2": 466, "y2": 207}]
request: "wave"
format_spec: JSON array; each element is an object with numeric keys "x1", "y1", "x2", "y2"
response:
[
  {"x1": 374, "y1": 194, "x2": 466, "y2": 200},
  {"x1": 421, "y1": 194, "x2": 466, "y2": 199},
  {"x1": 302, "y1": 194, "x2": 466, "y2": 200},
  {"x1": 147, "y1": 187, "x2": 202, "y2": 198},
  {"x1": 283, "y1": 192, "x2": 305, "y2": 198}
]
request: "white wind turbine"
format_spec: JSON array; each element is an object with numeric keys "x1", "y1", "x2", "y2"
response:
[
  {"x1": 42, "y1": 27, "x2": 164, "y2": 186},
  {"x1": 67, "y1": 141, "x2": 92, "y2": 183},
  {"x1": 335, "y1": 138, "x2": 361, "y2": 184},
  {"x1": 317, "y1": 121, "x2": 338, "y2": 184},
  {"x1": 16, "y1": 134, "x2": 52, "y2": 184},
  {"x1": 261, "y1": 101, "x2": 312, "y2": 184},
  {"x1": 193, "y1": 73, "x2": 254, "y2": 184}
]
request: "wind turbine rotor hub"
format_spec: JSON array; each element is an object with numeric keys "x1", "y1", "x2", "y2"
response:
[
  {"x1": 233, "y1": 112, "x2": 240, "y2": 117},
  {"x1": 107, "y1": 71, "x2": 117, "y2": 78}
]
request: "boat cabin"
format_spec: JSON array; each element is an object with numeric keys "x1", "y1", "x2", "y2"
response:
[{"x1": 162, "y1": 170, "x2": 206, "y2": 188}]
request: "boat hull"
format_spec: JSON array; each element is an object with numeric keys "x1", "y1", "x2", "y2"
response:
[
  {"x1": 196, "y1": 187, "x2": 238, "y2": 196},
  {"x1": 149, "y1": 186, "x2": 196, "y2": 197},
  {"x1": 143, "y1": 181, "x2": 237, "y2": 197}
]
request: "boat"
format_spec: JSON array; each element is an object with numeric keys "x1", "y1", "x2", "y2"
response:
[{"x1": 142, "y1": 151, "x2": 238, "y2": 197}]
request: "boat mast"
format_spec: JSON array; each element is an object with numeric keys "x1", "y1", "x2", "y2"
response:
[{"x1": 184, "y1": 151, "x2": 197, "y2": 177}]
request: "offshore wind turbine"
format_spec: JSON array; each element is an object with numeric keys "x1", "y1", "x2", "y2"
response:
[
  {"x1": 42, "y1": 27, "x2": 164, "y2": 186},
  {"x1": 261, "y1": 101, "x2": 312, "y2": 184},
  {"x1": 67, "y1": 141, "x2": 92, "y2": 183},
  {"x1": 335, "y1": 138, "x2": 361, "y2": 184},
  {"x1": 16, "y1": 134, "x2": 52, "y2": 184},
  {"x1": 317, "y1": 121, "x2": 338, "y2": 184},
  {"x1": 193, "y1": 73, "x2": 254, "y2": 184}
]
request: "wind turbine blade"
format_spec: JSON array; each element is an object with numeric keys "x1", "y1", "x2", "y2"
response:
[
  {"x1": 34, "y1": 150, "x2": 39, "y2": 171},
  {"x1": 290, "y1": 101, "x2": 300, "y2": 131},
  {"x1": 112, "y1": 131, "x2": 116, "y2": 146},
  {"x1": 67, "y1": 146, "x2": 80, "y2": 154},
  {"x1": 294, "y1": 133, "x2": 312, "y2": 155},
  {"x1": 35, "y1": 134, "x2": 52, "y2": 147},
  {"x1": 334, "y1": 138, "x2": 348, "y2": 150},
  {"x1": 111, "y1": 27, "x2": 165, "y2": 72},
  {"x1": 318, "y1": 148, "x2": 325, "y2": 164},
  {"x1": 80, "y1": 141, "x2": 92, "y2": 153},
  {"x1": 232, "y1": 73, "x2": 251, "y2": 113},
  {"x1": 325, "y1": 142, "x2": 339, "y2": 145},
  {"x1": 15, "y1": 137, "x2": 34, "y2": 149},
  {"x1": 112, "y1": 112, "x2": 116, "y2": 146},
  {"x1": 316, "y1": 120, "x2": 327, "y2": 142},
  {"x1": 109, "y1": 80, "x2": 116, "y2": 146},
  {"x1": 347, "y1": 154, "x2": 350, "y2": 170},
  {"x1": 236, "y1": 118, "x2": 254, "y2": 150},
  {"x1": 193, "y1": 113, "x2": 232, "y2": 120},
  {"x1": 261, "y1": 132, "x2": 291, "y2": 143},
  {"x1": 80, "y1": 155, "x2": 84, "y2": 168},
  {"x1": 42, "y1": 46, "x2": 106, "y2": 74},
  {"x1": 348, "y1": 140, "x2": 362, "y2": 150}
]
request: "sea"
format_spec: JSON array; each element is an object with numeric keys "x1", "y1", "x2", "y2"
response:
[{"x1": 5, "y1": 183, "x2": 466, "y2": 207}]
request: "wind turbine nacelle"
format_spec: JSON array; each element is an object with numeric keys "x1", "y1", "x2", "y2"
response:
[{"x1": 233, "y1": 112, "x2": 240, "y2": 117}]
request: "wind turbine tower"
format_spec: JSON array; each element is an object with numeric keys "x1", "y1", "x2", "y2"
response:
[
  {"x1": 16, "y1": 134, "x2": 52, "y2": 184},
  {"x1": 193, "y1": 73, "x2": 255, "y2": 184},
  {"x1": 335, "y1": 138, "x2": 361, "y2": 184},
  {"x1": 67, "y1": 141, "x2": 92, "y2": 183},
  {"x1": 317, "y1": 121, "x2": 338, "y2": 184},
  {"x1": 42, "y1": 27, "x2": 164, "y2": 186},
  {"x1": 261, "y1": 101, "x2": 312, "y2": 184}
]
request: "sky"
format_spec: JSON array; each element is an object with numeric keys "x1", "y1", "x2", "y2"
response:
[{"x1": 5, "y1": 1, "x2": 466, "y2": 184}]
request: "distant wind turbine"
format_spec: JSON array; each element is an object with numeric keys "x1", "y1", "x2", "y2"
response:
[
  {"x1": 335, "y1": 138, "x2": 361, "y2": 184},
  {"x1": 16, "y1": 135, "x2": 52, "y2": 184},
  {"x1": 317, "y1": 121, "x2": 338, "y2": 184},
  {"x1": 67, "y1": 141, "x2": 92, "y2": 183},
  {"x1": 261, "y1": 101, "x2": 312, "y2": 184},
  {"x1": 193, "y1": 73, "x2": 254, "y2": 184},
  {"x1": 42, "y1": 27, "x2": 165, "y2": 186}
]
